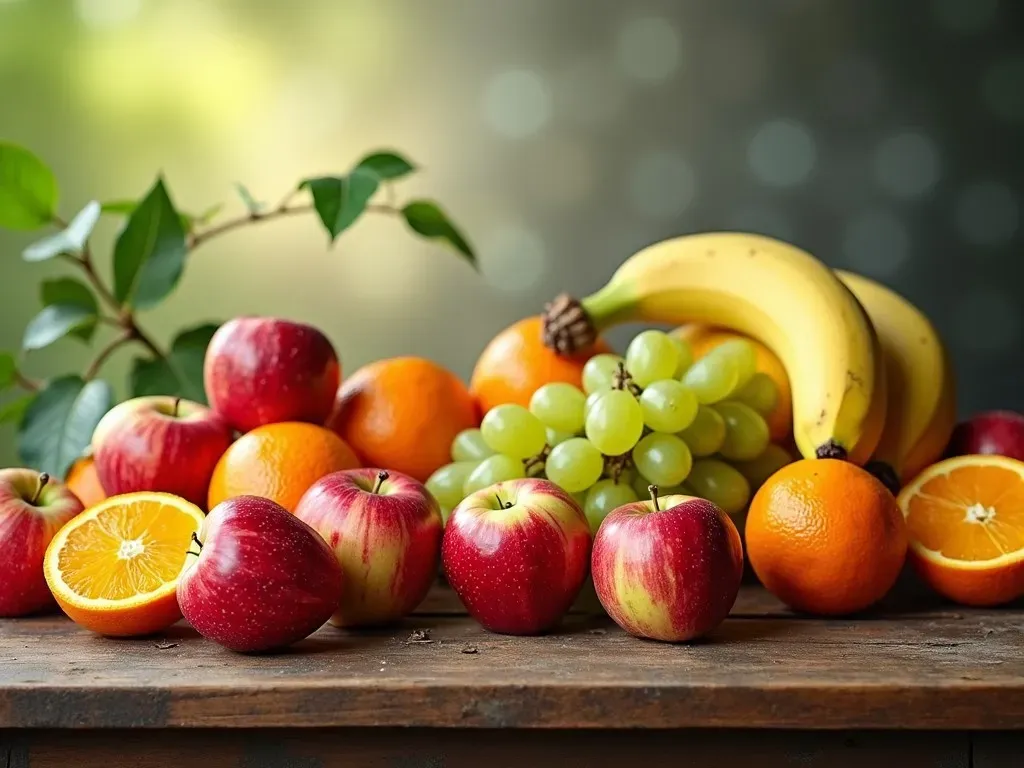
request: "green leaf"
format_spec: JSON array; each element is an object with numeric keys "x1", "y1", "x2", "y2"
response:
[
  {"x1": 40, "y1": 277, "x2": 99, "y2": 342},
  {"x1": 23, "y1": 200, "x2": 101, "y2": 262},
  {"x1": 0, "y1": 142, "x2": 58, "y2": 230},
  {"x1": 22, "y1": 305, "x2": 97, "y2": 351},
  {"x1": 100, "y1": 200, "x2": 136, "y2": 216},
  {"x1": 402, "y1": 200, "x2": 476, "y2": 266},
  {"x1": 103, "y1": 198, "x2": 197, "y2": 232},
  {"x1": 112, "y1": 177, "x2": 188, "y2": 310},
  {"x1": 301, "y1": 170, "x2": 379, "y2": 242},
  {"x1": 355, "y1": 151, "x2": 416, "y2": 181},
  {"x1": 0, "y1": 352, "x2": 16, "y2": 389},
  {"x1": 130, "y1": 323, "x2": 220, "y2": 403},
  {"x1": 235, "y1": 183, "x2": 263, "y2": 214},
  {"x1": 0, "y1": 393, "x2": 35, "y2": 427},
  {"x1": 18, "y1": 375, "x2": 113, "y2": 478}
]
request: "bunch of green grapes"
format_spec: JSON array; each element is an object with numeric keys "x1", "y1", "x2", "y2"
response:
[{"x1": 426, "y1": 330, "x2": 795, "y2": 534}]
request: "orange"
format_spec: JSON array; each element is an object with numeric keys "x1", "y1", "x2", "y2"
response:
[
  {"x1": 470, "y1": 316, "x2": 612, "y2": 414},
  {"x1": 745, "y1": 459, "x2": 907, "y2": 615},
  {"x1": 208, "y1": 421, "x2": 360, "y2": 512},
  {"x1": 673, "y1": 324, "x2": 792, "y2": 443},
  {"x1": 43, "y1": 492, "x2": 204, "y2": 637},
  {"x1": 65, "y1": 455, "x2": 106, "y2": 509},
  {"x1": 898, "y1": 455, "x2": 1024, "y2": 607},
  {"x1": 328, "y1": 357, "x2": 478, "y2": 483}
]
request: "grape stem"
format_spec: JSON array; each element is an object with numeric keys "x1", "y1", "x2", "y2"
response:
[
  {"x1": 613, "y1": 361, "x2": 642, "y2": 396},
  {"x1": 649, "y1": 485, "x2": 660, "y2": 511}
]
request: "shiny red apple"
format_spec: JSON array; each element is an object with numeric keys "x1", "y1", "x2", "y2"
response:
[
  {"x1": 0, "y1": 468, "x2": 84, "y2": 617},
  {"x1": 946, "y1": 410, "x2": 1024, "y2": 463},
  {"x1": 592, "y1": 488, "x2": 744, "y2": 643},
  {"x1": 294, "y1": 468, "x2": 442, "y2": 627},
  {"x1": 442, "y1": 478, "x2": 591, "y2": 635},
  {"x1": 177, "y1": 495, "x2": 343, "y2": 653},
  {"x1": 204, "y1": 316, "x2": 340, "y2": 433},
  {"x1": 92, "y1": 396, "x2": 233, "y2": 509}
]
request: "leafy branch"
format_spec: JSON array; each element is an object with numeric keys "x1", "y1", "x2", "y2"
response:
[{"x1": 0, "y1": 143, "x2": 476, "y2": 477}]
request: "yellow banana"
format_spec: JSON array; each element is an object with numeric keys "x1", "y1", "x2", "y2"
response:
[
  {"x1": 837, "y1": 271, "x2": 957, "y2": 488},
  {"x1": 543, "y1": 232, "x2": 885, "y2": 463}
]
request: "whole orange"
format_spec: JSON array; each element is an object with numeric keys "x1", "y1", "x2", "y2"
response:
[
  {"x1": 208, "y1": 422, "x2": 360, "y2": 512},
  {"x1": 470, "y1": 316, "x2": 612, "y2": 414},
  {"x1": 328, "y1": 357, "x2": 478, "y2": 483},
  {"x1": 673, "y1": 324, "x2": 792, "y2": 443},
  {"x1": 65, "y1": 455, "x2": 107, "y2": 509},
  {"x1": 745, "y1": 459, "x2": 907, "y2": 615}
]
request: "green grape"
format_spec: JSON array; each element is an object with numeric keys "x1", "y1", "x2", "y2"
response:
[
  {"x1": 632, "y1": 433, "x2": 693, "y2": 487},
  {"x1": 481, "y1": 404, "x2": 547, "y2": 459},
  {"x1": 451, "y1": 428, "x2": 495, "y2": 463},
  {"x1": 585, "y1": 389, "x2": 644, "y2": 456},
  {"x1": 570, "y1": 490, "x2": 589, "y2": 508},
  {"x1": 530, "y1": 382, "x2": 586, "y2": 434},
  {"x1": 733, "y1": 443, "x2": 793, "y2": 490},
  {"x1": 686, "y1": 459, "x2": 751, "y2": 515},
  {"x1": 546, "y1": 427, "x2": 575, "y2": 447},
  {"x1": 584, "y1": 479, "x2": 638, "y2": 533},
  {"x1": 584, "y1": 390, "x2": 603, "y2": 417},
  {"x1": 678, "y1": 406, "x2": 726, "y2": 456},
  {"x1": 669, "y1": 335, "x2": 694, "y2": 378},
  {"x1": 440, "y1": 505, "x2": 453, "y2": 525},
  {"x1": 426, "y1": 461, "x2": 479, "y2": 509},
  {"x1": 706, "y1": 340, "x2": 757, "y2": 390},
  {"x1": 734, "y1": 372, "x2": 779, "y2": 415},
  {"x1": 631, "y1": 474, "x2": 684, "y2": 503},
  {"x1": 463, "y1": 454, "x2": 525, "y2": 496},
  {"x1": 625, "y1": 330, "x2": 679, "y2": 388},
  {"x1": 545, "y1": 438, "x2": 604, "y2": 493},
  {"x1": 639, "y1": 379, "x2": 699, "y2": 433},
  {"x1": 714, "y1": 401, "x2": 770, "y2": 461},
  {"x1": 582, "y1": 354, "x2": 625, "y2": 394},
  {"x1": 681, "y1": 356, "x2": 739, "y2": 404}
]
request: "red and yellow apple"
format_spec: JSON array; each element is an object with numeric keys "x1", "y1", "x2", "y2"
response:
[
  {"x1": 177, "y1": 495, "x2": 344, "y2": 653},
  {"x1": 592, "y1": 489, "x2": 744, "y2": 643},
  {"x1": 92, "y1": 396, "x2": 234, "y2": 509},
  {"x1": 946, "y1": 410, "x2": 1024, "y2": 462},
  {"x1": 442, "y1": 478, "x2": 591, "y2": 635},
  {"x1": 294, "y1": 468, "x2": 443, "y2": 627},
  {"x1": 204, "y1": 316, "x2": 340, "y2": 433},
  {"x1": 0, "y1": 468, "x2": 84, "y2": 617}
]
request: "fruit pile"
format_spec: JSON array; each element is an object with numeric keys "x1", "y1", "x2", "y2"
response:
[
  {"x1": 428, "y1": 329, "x2": 792, "y2": 534},
  {"x1": 2, "y1": 231, "x2": 1023, "y2": 653}
]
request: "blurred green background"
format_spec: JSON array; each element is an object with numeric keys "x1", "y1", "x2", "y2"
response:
[{"x1": 1, "y1": 0, "x2": 1022, "y2": 468}]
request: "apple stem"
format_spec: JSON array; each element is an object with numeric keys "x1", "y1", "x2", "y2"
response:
[
  {"x1": 172, "y1": 397, "x2": 182, "y2": 418},
  {"x1": 649, "y1": 485, "x2": 660, "y2": 512},
  {"x1": 495, "y1": 493, "x2": 513, "y2": 510},
  {"x1": 373, "y1": 470, "x2": 389, "y2": 494},
  {"x1": 185, "y1": 531, "x2": 203, "y2": 557},
  {"x1": 31, "y1": 473, "x2": 49, "y2": 505}
]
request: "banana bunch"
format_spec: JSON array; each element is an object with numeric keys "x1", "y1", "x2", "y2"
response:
[{"x1": 542, "y1": 232, "x2": 955, "y2": 488}]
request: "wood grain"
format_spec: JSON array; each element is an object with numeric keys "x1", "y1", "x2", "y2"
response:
[{"x1": 0, "y1": 585, "x2": 1022, "y2": 731}]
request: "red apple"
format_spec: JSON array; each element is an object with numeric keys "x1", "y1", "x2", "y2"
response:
[
  {"x1": 592, "y1": 489, "x2": 744, "y2": 643},
  {"x1": 442, "y1": 478, "x2": 591, "y2": 635},
  {"x1": 294, "y1": 468, "x2": 442, "y2": 627},
  {"x1": 946, "y1": 410, "x2": 1024, "y2": 463},
  {"x1": 177, "y1": 495, "x2": 343, "y2": 653},
  {"x1": 92, "y1": 396, "x2": 233, "y2": 509},
  {"x1": 204, "y1": 317, "x2": 340, "y2": 433},
  {"x1": 0, "y1": 469, "x2": 84, "y2": 617}
]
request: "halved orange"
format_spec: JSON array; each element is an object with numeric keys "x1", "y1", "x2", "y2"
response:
[
  {"x1": 43, "y1": 492, "x2": 205, "y2": 636},
  {"x1": 898, "y1": 455, "x2": 1024, "y2": 607}
]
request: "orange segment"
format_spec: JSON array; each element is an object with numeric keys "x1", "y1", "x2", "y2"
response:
[
  {"x1": 898, "y1": 455, "x2": 1024, "y2": 606},
  {"x1": 44, "y1": 492, "x2": 205, "y2": 636}
]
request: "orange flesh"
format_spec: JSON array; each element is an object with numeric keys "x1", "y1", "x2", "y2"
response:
[
  {"x1": 905, "y1": 465, "x2": 1024, "y2": 562},
  {"x1": 57, "y1": 499, "x2": 197, "y2": 600}
]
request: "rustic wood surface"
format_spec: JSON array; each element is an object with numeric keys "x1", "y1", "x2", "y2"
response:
[{"x1": 0, "y1": 583, "x2": 1021, "y2": 732}]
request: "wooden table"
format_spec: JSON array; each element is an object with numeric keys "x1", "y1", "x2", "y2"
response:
[{"x1": 1, "y1": 582, "x2": 1021, "y2": 767}]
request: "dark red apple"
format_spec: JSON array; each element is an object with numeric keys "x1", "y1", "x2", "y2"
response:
[
  {"x1": 441, "y1": 478, "x2": 591, "y2": 635},
  {"x1": 946, "y1": 411, "x2": 1024, "y2": 463},
  {"x1": 294, "y1": 468, "x2": 443, "y2": 627},
  {"x1": 204, "y1": 317, "x2": 340, "y2": 433},
  {"x1": 177, "y1": 495, "x2": 343, "y2": 653},
  {"x1": 592, "y1": 488, "x2": 744, "y2": 643},
  {"x1": 92, "y1": 396, "x2": 234, "y2": 509},
  {"x1": 0, "y1": 469, "x2": 84, "y2": 617}
]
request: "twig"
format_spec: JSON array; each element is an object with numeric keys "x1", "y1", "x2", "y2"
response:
[
  {"x1": 84, "y1": 330, "x2": 133, "y2": 380},
  {"x1": 14, "y1": 370, "x2": 41, "y2": 392}
]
